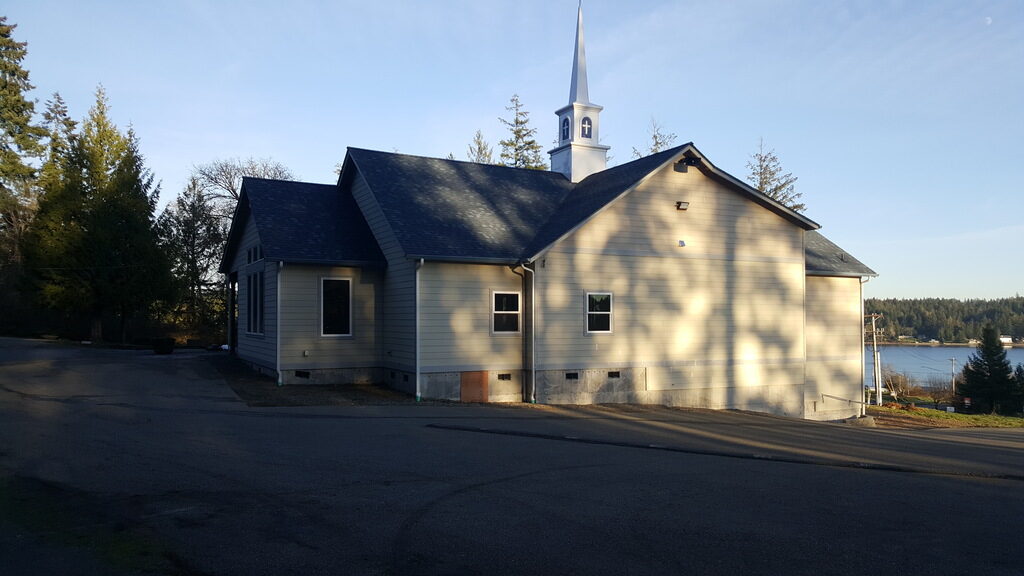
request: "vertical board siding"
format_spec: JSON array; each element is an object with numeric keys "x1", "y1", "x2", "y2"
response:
[
  {"x1": 278, "y1": 265, "x2": 383, "y2": 369},
  {"x1": 231, "y1": 213, "x2": 276, "y2": 369},
  {"x1": 535, "y1": 162, "x2": 806, "y2": 411},
  {"x1": 350, "y1": 173, "x2": 416, "y2": 371},
  {"x1": 804, "y1": 275, "x2": 863, "y2": 419},
  {"x1": 419, "y1": 262, "x2": 524, "y2": 371}
]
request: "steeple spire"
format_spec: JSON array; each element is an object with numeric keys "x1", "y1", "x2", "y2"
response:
[
  {"x1": 549, "y1": 3, "x2": 609, "y2": 183},
  {"x1": 568, "y1": 3, "x2": 590, "y2": 105}
]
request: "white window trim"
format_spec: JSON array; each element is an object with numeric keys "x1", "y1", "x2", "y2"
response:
[
  {"x1": 585, "y1": 291, "x2": 613, "y2": 334},
  {"x1": 320, "y1": 277, "x2": 353, "y2": 337},
  {"x1": 491, "y1": 290, "x2": 522, "y2": 335}
]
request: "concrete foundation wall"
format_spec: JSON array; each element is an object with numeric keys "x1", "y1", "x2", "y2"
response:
[
  {"x1": 419, "y1": 370, "x2": 525, "y2": 402},
  {"x1": 279, "y1": 367, "x2": 383, "y2": 386}
]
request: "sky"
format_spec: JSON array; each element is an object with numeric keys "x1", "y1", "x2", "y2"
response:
[{"x1": 6, "y1": 0, "x2": 1023, "y2": 300}]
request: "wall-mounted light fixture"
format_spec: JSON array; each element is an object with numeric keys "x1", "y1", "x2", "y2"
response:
[{"x1": 675, "y1": 201, "x2": 690, "y2": 210}]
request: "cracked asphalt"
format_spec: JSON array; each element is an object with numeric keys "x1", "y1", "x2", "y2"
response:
[{"x1": 2, "y1": 336, "x2": 1023, "y2": 575}]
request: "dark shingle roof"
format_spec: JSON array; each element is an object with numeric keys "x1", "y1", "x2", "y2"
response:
[
  {"x1": 805, "y1": 231, "x2": 876, "y2": 277},
  {"x1": 223, "y1": 148, "x2": 872, "y2": 278},
  {"x1": 226, "y1": 178, "x2": 384, "y2": 269},
  {"x1": 348, "y1": 148, "x2": 572, "y2": 262}
]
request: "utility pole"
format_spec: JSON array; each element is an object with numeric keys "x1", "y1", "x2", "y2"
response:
[{"x1": 865, "y1": 314, "x2": 883, "y2": 406}]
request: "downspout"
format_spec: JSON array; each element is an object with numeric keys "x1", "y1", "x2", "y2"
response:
[
  {"x1": 415, "y1": 258, "x2": 424, "y2": 401},
  {"x1": 522, "y1": 262, "x2": 537, "y2": 403},
  {"x1": 276, "y1": 261, "x2": 284, "y2": 386}
]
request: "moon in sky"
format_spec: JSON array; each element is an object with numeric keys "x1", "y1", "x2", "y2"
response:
[{"x1": 985, "y1": 16, "x2": 993, "y2": 25}]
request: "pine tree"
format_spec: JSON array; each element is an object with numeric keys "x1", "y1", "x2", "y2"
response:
[
  {"x1": 0, "y1": 17, "x2": 46, "y2": 193},
  {"x1": 157, "y1": 177, "x2": 227, "y2": 337},
  {"x1": 746, "y1": 138, "x2": 804, "y2": 212},
  {"x1": 498, "y1": 94, "x2": 547, "y2": 170},
  {"x1": 631, "y1": 118, "x2": 677, "y2": 159},
  {"x1": 23, "y1": 87, "x2": 170, "y2": 342},
  {"x1": 466, "y1": 129, "x2": 494, "y2": 164},
  {"x1": 0, "y1": 17, "x2": 48, "y2": 327},
  {"x1": 959, "y1": 326, "x2": 1015, "y2": 414}
]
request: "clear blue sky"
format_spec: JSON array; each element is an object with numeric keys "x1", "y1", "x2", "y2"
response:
[{"x1": 7, "y1": 1, "x2": 1023, "y2": 299}]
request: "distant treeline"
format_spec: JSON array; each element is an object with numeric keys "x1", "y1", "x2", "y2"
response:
[{"x1": 865, "y1": 297, "x2": 1024, "y2": 343}]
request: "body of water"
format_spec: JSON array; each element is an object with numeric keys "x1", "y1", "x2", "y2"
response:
[{"x1": 864, "y1": 345, "x2": 1024, "y2": 388}]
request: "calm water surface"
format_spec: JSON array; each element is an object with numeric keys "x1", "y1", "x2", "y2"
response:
[{"x1": 864, "y1": 345, "x2": 1024, "y2": 387}]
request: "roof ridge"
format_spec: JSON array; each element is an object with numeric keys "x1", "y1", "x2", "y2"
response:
[{"x1": 347, "y1": 147, "x2": 572, "y2": 179}]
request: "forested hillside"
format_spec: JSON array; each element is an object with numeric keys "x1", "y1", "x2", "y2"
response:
[{"x1": 865, "y1": 297, "x2": 1024, "y2": 343}]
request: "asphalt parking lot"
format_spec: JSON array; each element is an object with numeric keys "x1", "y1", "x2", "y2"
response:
[{"x1": 2, "y1": 337, "x2": 1023, "y2": 575}]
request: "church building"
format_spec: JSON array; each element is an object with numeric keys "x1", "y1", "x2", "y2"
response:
[{"x1": 220, "y1": 6, "x2": 875, "y2": 420}]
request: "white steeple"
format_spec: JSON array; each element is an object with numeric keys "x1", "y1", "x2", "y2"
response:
[
  {"x1": 568, "y1": 4, "x2": 589, "y2": 105},
  {"x1": 549, "y1": 3, "x2": 609, "y2": 183}
]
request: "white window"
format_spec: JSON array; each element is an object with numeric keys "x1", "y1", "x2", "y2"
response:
[
  {"x1": 321, "y1": 278, "x2": 352, "y2": 336},
  {"x1": 492, "y1": 291, "x2": 521, "y2": 333},
  {"x1": 246, "y1": 271, "x2": 264, "y2": 334},
  {"x1": 581, "y1": 117, "x2": 593, "y2": 139},
  {"x1": 586, "y1": 292, "x2": 612, "y2": 333},
  {"x1": 246, "y1": 245, "x2": 263, "y2": 264}
]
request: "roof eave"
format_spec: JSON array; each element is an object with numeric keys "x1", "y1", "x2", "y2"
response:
[
  {"x1": 267, "y1": 257, "x2": 387, "y2": 269},
  {"x1": 806, "y1": 269, "x2": 878, "y2": 278},
  {"x1": 217, "y1": 187, "x2": 252, "y2": 274},
  {"x1": 691, "y1": 151, "x2": 820, "y2": 231},
  {"x1": 406, "y1": 254, "x2": 520, "y2": 266}
]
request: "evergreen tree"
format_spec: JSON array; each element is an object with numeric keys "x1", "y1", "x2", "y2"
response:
[
  {"x1": 0, "y1": 17, "x2": 48, "y2": 328},
  {"x1": 498, "y1": 94, "x2": 547, "y2": 170},
  {"x1": 23, "y1": 87, "x2": 169, "y2": 342},
  {"x1": 0, "y1": 17, "x2": 46, "y2": 193},
  {"x1": 1014, "y1": 363, "x2": 1024, "y2": 414},
  {"x1": 466, "y1": 129, "x2": 494, "y2": 164},
  {"x1": 631, "y1": 118, "x2": 677, "y2": 159},
  {"x1": 746, "y1": 138, "x2": 804, "y2": 212},
  {"x1": 157, "y1": 177, "x2": 227, "y2": 337},
  {"x1": 959, "y1": 326, "x2": 1015, "y2": 414}
]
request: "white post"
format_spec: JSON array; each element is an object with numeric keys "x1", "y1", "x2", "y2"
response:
[{"x1": 871, "y1": 315, "x2": 882, "y2": 406}]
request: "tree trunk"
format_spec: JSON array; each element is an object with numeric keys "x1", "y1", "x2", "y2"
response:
[{"x1": 90, "y1": 316, "x2": 103, "y2": 342}]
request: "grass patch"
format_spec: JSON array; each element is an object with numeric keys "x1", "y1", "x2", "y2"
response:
[
  {"x1": 0, "y1": 475, "x2": 183, "y2": 574},
  {"x1": 867, "y1": 405, "x2": 1024, "y2": 428}
]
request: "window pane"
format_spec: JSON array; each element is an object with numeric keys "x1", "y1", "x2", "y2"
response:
[
  {"x1": 588, "y1": 313, "x2": 610, "y2": 332},
  {"x1": 588, "y1": 293, "x2": 611, "y2": 312},
  {"x1": 494, "y1": 292, "x2": 519, "y2": 312},
  {"x1": 494, "y1": 313, "x2": 519, "y2": 332},
  {"x1": 323, "y1": 279, "x2": 351, "y2": 335}
]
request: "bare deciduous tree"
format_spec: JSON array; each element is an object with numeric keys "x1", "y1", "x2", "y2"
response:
[
  {"x1": 193, "y1": 157, "x2": 293, "y2": 201},
  {"x1": 193, "y1": 157, "x2": 293, "y2": 219}
]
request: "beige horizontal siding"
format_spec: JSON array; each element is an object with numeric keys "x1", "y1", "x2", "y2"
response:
[
  {"x1": 561, "y1": 166, "x2": 801, "y2": 260},
  {"x1": 804, "y1": 275, "x2": 863, "y2": 419},
  {"x1": 237, "y1": 260, "x2": 276, "y2": 368},
  {"x1": 419, "y1": 262, "x2": 524, "y2": 371},
  {"x1": 536, "y1": 161, "x2": 806, "y2": 399},
  {"x1": 277, "y1": 265, "x2": 382, "y2": 370}
]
